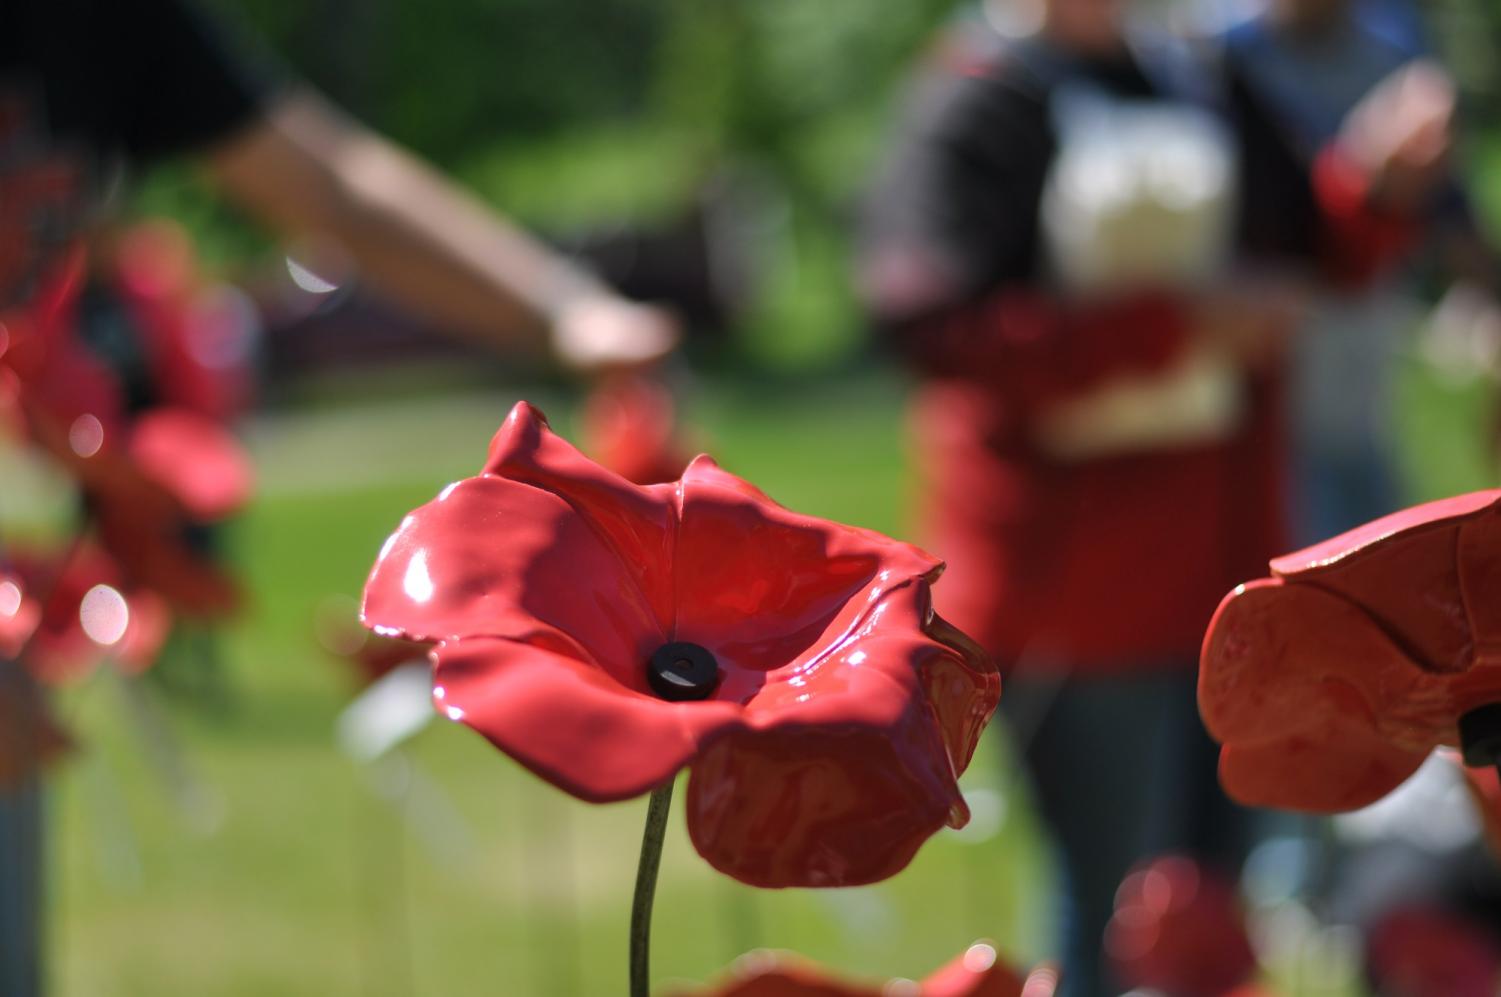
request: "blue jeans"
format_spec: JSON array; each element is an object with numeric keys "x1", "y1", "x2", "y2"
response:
[{"x1": 1001, "y1": 667, "x2": 1253, "y2": 997}]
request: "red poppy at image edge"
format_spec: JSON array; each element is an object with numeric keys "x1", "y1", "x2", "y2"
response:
[
  {"x1": 360, "y1": 401, "x2": 1000, "y2": 888},
  {"x1": 1199, "y1": 488, "x2": 1501, "y2": 812},
  {"x1": 667, "y1": 943, "x2": 1057, "y2": 996}
]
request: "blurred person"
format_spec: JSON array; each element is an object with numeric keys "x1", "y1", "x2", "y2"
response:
[
  {"x1": 1220, "y1": 0, "x2": 1486, "y2": 542},
  {"x1": 0, "y1": 0, "x2": 676, "y2": 371},
  {"x1": 856, "y1": 0, "x2": 1439, "y2": 993}
]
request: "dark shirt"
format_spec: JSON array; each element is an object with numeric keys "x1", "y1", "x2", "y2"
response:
[
  {"x1": 856, "y1": 23, "x2": 1292, "y2": 667},
  {"x1": 0, "y1": 0, "x2": 275, "y2": 169},
  {"x1": 860, "y1": 33, "x2": 1162, "y2": 317}
]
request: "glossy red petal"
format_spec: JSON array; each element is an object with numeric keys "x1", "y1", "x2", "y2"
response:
[
  {"x1": 362, "y1": 401, "x2": 1000, "y2": 884},
  {"x1": 431, "y1": 636, "x2": 740, "y2": 802},
  {"x1": 1200, "y1": 579, "x2": 1434, "y2": 810},
  {"x1": 685, "y1": 580, "x2": 996, "y2": 887},
  {"x1": 1271, "y1": 490, "x2": 1501, "y2": 576},
  {"x1": 128, "y1": 409, "x2": 253, "y2": 520},
  {"x1": 1270, "y1": 490, "x2": 1501, "y2": 675},
  {"x1": 483, "y1": 401, "x2": 676, "y2": 631},
  {"x1": 362, "y1": 474, "x2": 667, "y2": 683},
  {"x1": 675, "y1": 455, "x2": 942, "y2": 678}
]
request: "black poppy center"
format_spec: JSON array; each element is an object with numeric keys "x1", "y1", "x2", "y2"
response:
[{"x1": 647, "y1": 642, "x2": 721, "y2": 702}]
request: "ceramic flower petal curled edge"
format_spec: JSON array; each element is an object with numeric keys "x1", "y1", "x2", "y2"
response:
[
  {"x1": 362, "y1": 402, "x2": 999, "y2": 888},
  {"x1": 1199, "y1": 489, "x2": 1501, "y2": 812}
]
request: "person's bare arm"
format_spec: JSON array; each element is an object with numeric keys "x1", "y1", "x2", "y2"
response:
[{"x1": 205, "y1": 90, "x2": 674, "y2": 369}]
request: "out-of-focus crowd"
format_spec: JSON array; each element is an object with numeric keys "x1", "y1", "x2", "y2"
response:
[{"x1": 859, "y1": 1, "x2": 1501, "y2": 995}]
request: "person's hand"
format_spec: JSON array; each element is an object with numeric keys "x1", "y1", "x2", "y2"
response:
[
  {"x1": 1339, "y1": 60, "x2": 1455, "y2": 214},
  {"x1": 549, "y1": 293, "x2": 679, "y2": 373}
]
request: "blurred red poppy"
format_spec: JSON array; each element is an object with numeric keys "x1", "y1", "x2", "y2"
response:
[
  {"x1": 1366, "y1": 906, "x2": 1501, "y2": 997},
  {"x1": 107, "y1": 220, "x2": 258, "y2": 423},
  {"x1": 581, "y1": 374, "x2": 692, "y2": 485},
  {"x1": 5, "y1": 544, "x2": 170, "y2": 685},
  {"x1": 1200, "y1": 490, "x2": 1501, "y2": 811},
  {"x1": 670, "y1": 944, "x2": 1052, "y2": 997},
  {"x1": 20, "y1": 402, "x2": 249, "y2": 618},
  {"x1": 1105, "y1": 855, "x2": 1257, "y2": 997},
  {"x1": 362, "y1": 402, "x2": 998, "y2": 887}
]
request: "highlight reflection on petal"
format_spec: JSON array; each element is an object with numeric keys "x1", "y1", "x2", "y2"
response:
[{"x1": 403, "y1": 549, "x2": 434, "y2": 604}]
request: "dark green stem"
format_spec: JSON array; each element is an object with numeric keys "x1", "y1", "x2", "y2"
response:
[{"x1": 630, "y1": 780, "x2": 674, "y2": 997}]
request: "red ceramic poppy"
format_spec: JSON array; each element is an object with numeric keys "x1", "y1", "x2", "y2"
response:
[
  {"x1": 1105, "y1": 855, "x2": 1257, "y2": 997},
  {"x1": 6, "y1": 545, "x2": 170, "y2": 685},
  {"x1": 581, "y1": 374, "x2": 693, "y2": 485},
  {"x1": 1199, "y1": 489, "x2": 1501, "y2": 811},
  {"x1": 671, "y1": 945, "x2": 1051, "y2": 997},
  {"x1": 362, "y1": 402, "x2": 999, "y2": 887}
]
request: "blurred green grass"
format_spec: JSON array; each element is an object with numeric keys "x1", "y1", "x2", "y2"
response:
[{"x1": 45, "y1": 356, "x2": 1498, "y2": 995}]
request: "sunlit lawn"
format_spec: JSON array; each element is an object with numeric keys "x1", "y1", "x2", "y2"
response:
[{"x1": 43, "y1": 356, "x2": 1496, "y2": 995}]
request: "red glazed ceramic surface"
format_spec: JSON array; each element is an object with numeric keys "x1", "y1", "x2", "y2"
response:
[
  {"x1": 670, "y1": 944, "x2": 1051, "y2": 997},
  {"x1": 1105, "y1": 855, "x2": 1257, "y2": 997},
  {"x1": 1199, "y1": 489, "x2": 1501, "y2": 811},
  {"x1": 362, "y1": 402, "x2": 999, "y2": 887}
]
